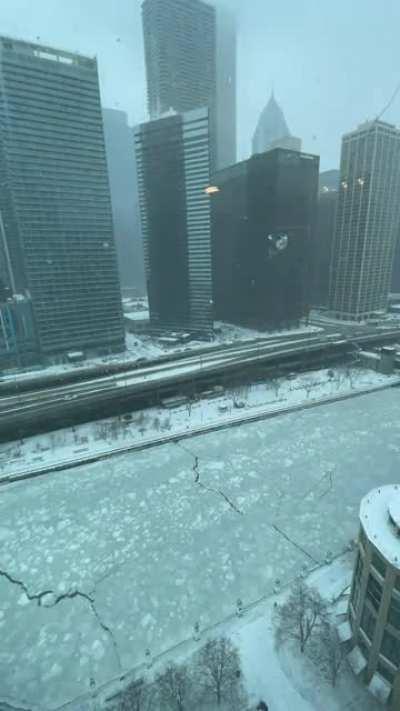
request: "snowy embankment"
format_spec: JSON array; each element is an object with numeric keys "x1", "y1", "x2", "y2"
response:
[
  {"x1": 80, "y1": 554, "x2": 381, "y2": 711},
  {"x1": 0, "y1": 365, "x2": 398, "y2": 481}
]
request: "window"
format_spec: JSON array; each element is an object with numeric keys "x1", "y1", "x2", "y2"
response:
[
  {"x1": 366, "y1": 574, "x2": 383, "y2": 612},
  {"x1": 360, "y1": 603, "x2": 377, "y2": 641},
  {"x1": 387, "y1": 594, "x2": 400, "y2": 631},
  {"x1": 381, "y1": 630, "x2": 400, "y2": 667},
  {"x1": 371, "y1": 551, "x2": 386, "y2": 578},
  {"x1": 377, "y1": 661, "x2": 396, "y2": 685}
]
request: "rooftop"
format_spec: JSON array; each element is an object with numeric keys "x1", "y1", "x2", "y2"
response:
[{"x1": 360, "y1": 485, "x2": 400, "y2": 568}]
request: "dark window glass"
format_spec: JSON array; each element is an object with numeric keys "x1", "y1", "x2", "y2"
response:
[
  {"x1": 366, "y1": 574, "x2": 383, "y2": 612},
  {"x1": 371, "y1": 551, "x2": 386, "y2": 578},
  {"x1": 381, "y1": 630, "x2": 400, "y2": 667},
  {"x1": 360, "y1": 603, "x2": 376, "y2": 641},
  {"x1": 388, "y1": 594, "x2": 400, "y2": 630},
  {"x1": 395, "y1": 576, "x2": 400, "y2": 593},
  {"x1": 377, "y1": 661, "x2": 395, "y2": 684}
]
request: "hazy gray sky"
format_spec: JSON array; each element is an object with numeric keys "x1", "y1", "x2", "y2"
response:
[{"x1": 1, "y1": 0, "x2": 400, "y2": 170}]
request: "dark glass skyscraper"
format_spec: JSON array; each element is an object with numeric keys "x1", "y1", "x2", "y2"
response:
[
  {"x1": 212, "y1": 148, "x2": 319, "y2": 329},
  {"x1": 0, "y1": 37, "x2": 124, "y2": 356},
  {"x1": 329, "y1": 120, "x2": 400, "y2": 321},
  {"x1": 135, "y1": 108, "x2": 213, "y2": 336},
  {"x1": 142, "y1": 0, "x2": 236, "y2": 170}
]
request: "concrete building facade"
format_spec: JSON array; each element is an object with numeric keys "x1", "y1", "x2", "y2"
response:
[
  {"x1": 329, "y1": 120, "x2": 400, "y2": 322},
  {"x1": 211, "y1": 148, "x2": 319, "y2": 329},
  {"x1": 0, "y1": 37, "x2": 125, "y2": 357},
  {"x1": 349, "y1": 485, "x2": 400, "y2": 708},
  {"x1": 134, "y1": 108, "x2": 213, "y2": 337}
]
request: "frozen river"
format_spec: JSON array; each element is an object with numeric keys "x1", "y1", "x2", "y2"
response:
[{"x1": 1, "y1": 387, "x2": 399, "y2": 709}]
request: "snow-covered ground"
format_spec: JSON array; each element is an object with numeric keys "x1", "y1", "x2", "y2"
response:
[
  {"x1": 0, "y1": 365, "x2": 396, "y2": 479},
  {"x1": 94, "y1": 555, "x2": 381, "y2": 711},
  {"x1": 1, "y1": 388, "x2": 400, "y2": 709},
  {"x1": 236, "y1": 556, "x2": 381, "y2": 711}
]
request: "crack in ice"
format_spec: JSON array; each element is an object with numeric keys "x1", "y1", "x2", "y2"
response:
[
  {"x1": 271, "y1": 524, "x2": 320, "y2": 565},
  {"x1": 176, "y1": 441, "x2": 243, "y2": 515},
  {"x1": 0, "y1": 566, "x2": 121, "y2": 670}
]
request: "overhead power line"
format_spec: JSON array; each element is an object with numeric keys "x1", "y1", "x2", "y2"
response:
[{"x1": 376, "y1": 80, "x2": 400, "y2": 121}]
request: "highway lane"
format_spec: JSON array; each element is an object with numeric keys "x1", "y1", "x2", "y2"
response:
[
  {"x1": 1, "y1": 327, "x2": 398, "y2": 441},
  {"x1": 0, "y1": 334, "x2": 346, "y2": 423},
  {"x1": 0, "y1": 332, "x2": 342, "y2": 415}
]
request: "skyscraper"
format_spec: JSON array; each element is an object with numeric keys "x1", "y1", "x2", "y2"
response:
[
  {"x1": 212, "y1": 148, "x2": 319, "y2": 329},
  {"x1": 102, "y1": 108, "x2": 145, "y2": 294},
  {"x1": 0, "y1": 37, "x2": 125, "y2": 356},
  {"x1": 329, "y1": 120, "x2": 400, "y2": 321},
  {"x1": 312, "y1": 169, "x2": 340, "y2": 308},
  {"x1": 252, "y1": 92, "x2": 302, "y2": 156},
  {"x1": 216, "y1": 5, "x2": 236, "y2": 169},
  {"x1": 135, "y1": 108, "x2": 213, "y2": 336},
  {"x1": 141, "y1": 0, "x2": 236, "y2": 170}
]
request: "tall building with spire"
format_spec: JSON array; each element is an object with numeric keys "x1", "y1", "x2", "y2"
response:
[
  {"x1": 329, "y1": 120, "x2": 400, "y2": 321},
  {"x1": 252, "y1": 92, "x2": 301, "y2": 155}
]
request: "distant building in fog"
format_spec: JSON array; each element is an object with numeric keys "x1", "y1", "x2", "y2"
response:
[
  {"x1": 216, "y1": 5, "x2": 236, "y2": 169},
  {"x1": 329, "y1": 120, "x2": 400, "y2": 322},
  {"x1": 0, "y1": 37, "x2": 124, "y2": 358},
  {"x1": 312, "y1": 169, "x2": 340, "y2": 307},
  {"x1": 142, "y1": 0, "x2": 236, "y2": 170},
  {"x1": 102, "y1": 108, "x2": 145, "y2": 294},
  {"x1": 211, "y1": 148, "x2": 319, "y2": 329},
  {"x1": 252, "y1": 92, "x2": 302, "y2": 156},
  {"x1": 135, "y1": 108, "x2": 213, "y2": 336}
]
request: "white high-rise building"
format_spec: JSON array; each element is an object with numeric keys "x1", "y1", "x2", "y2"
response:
[{"x1": 329, "y1": 120, "x2": 400, "y2": 322}]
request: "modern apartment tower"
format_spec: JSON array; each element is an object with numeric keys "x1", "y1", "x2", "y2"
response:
[
  {"x1": 329, "y1": 120, "x2": 400, "y2": 321},
  {"x1": 134, "y1": 108, "x2": 213, "y2": 336},
  {"x1": 102, "y1": 108, "x2": 145, "y2": 294},
  {"x1": 0, "y1": 37, "x2": 124, "y2": 357},
  {"x1": 211, "y1": 148, "x2": 319, "y2": 329},
  {"x1": 142, "y1": 0, "x2": 236, "y2": 170},
  {"x1": 252, "y1": 92, "x2": 302, "y2": 156}
]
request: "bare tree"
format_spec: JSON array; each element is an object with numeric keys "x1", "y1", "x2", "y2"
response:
[
  {"x1": 153, "y1": 416, "x2": 161, "y2": 432},
  {"x1": 117, "y1": 677, "x2": 153, "y2": 711},
  {"x1": 270, "y1": 379, "x2": 280, "y2": 398},
  {"x1": 163, "y1": 417, "x2": 172, "y2": 431},
  {"x1": 273, "y1": 579, "x2": 328, "y2": 653},
  {"x1": 197, "y1": 637, "x2": 245, "y2": 707},
  {"x1": 310, "y1": 621, "x2": 345, "y2": 687},
  {"x1": 303, "y1": 376, "x2": 315, "y2": 400},
  {"x1": 155, "y1": 663, "x2": 190, "y2": 711}
]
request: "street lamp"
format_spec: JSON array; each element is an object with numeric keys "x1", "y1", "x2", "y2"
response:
[{"x1": 205, "y1": 185, "x2": 220, "y2": 195}]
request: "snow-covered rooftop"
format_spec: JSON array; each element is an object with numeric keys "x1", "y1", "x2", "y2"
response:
[{"x1": 360, "y1": 485, "x2": 400, "y2": 568}]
